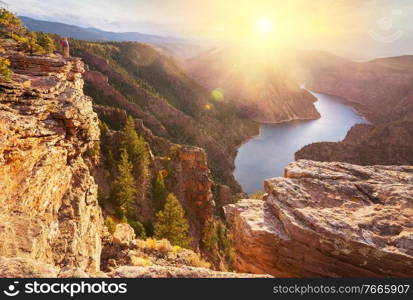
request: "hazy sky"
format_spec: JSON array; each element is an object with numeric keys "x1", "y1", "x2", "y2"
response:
[
  {"x1": 4, "y1": 0, "x2": 412, "y2": 37},
  {"x1": 4, "y1": 0, "x2": 413, "y2": 58}
]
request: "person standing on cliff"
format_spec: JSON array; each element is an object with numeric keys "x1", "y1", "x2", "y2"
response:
[{"x1": 60, "y1": 37, "x2": 70, "y2": 58}]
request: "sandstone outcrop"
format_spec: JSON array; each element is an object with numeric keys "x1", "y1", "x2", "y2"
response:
[
  {"x1": 0, "y1": 51, "x2": 104, "y2": 273},
  {"x1": 296, "y1": 120, "x2": 413, "y2": 166},
  {"x1": 225, "y1": 160, "x2": 413, "y2": 277},
  {"x1": 167, "y1": 146, "x2": 215, "y2": 246}
]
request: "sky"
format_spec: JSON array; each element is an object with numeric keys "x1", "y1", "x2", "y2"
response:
[{"x1": 3, "y1": 0, "x2": 413, "y2": 58}]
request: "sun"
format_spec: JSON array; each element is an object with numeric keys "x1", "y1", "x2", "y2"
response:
[{"x1": 256, "y1": 17, "x2": 273, "y2": 34}]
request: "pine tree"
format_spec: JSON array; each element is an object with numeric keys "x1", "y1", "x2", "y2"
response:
[
  {"x1": 202, "y1": 219, "x2": 219, "y2": 260},
  {"x1": 121, "y1": 116, "x2": 149, "y2": 176},
  {"x1": 152, "y1": 171, "x2": 169, "y2": 211},
  {"x1": 112, "y1": 149, "x2": 136, "y2": 216},
  {"x1": 154, "y1": 194, "x2": 191, "y2": 248}
]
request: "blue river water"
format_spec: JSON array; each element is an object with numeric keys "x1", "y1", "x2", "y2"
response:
[{"x1": 234, "y1": 91, "x2": 369, "y2": 194}]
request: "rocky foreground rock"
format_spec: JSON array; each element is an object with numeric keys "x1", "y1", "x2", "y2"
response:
[
  {"x1": 225, "y1": 160, "x2": 413, "y2": 277},
  {"x1": 0, "y1": 52, "x2": 103, "y2": 273}
]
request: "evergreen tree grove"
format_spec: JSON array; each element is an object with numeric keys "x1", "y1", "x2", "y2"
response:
[{"x1": 154, "y1": 193, "x2": 191, "y2": 248}]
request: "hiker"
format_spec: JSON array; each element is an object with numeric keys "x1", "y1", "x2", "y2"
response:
[{"x1": 60, "y1": 37, "x2": 70, "y2": 58}]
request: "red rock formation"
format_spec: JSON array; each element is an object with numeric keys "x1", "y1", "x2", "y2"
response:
[
  {"x1": 166, "y1": 146, "x2": 215, "y2": 247},
  {"x1": 291, "y1": 52, "x2": 413, "y2": 123},
  {"x1": 296, "y1": 120, "x2": 413, "y2": 166},
  {"x1": 0, "y1": 52, "x2": 103, "y2": 273},
  {"x1": 225, "y1": 160, "x2": 413, "y2": 277}
]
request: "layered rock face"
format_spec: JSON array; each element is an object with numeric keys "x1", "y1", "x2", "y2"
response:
[
  {"x1": 291, "y1": 52, "x2": 413, "y2": 123},
  {"x1": 296, "y1": 120, "x2": 413, "y2": 166},
  {"x1": 165, "y1": 146, "x2": 215, "y2": 247},
  {"x1": 0, "y1": 52, "x2": 103, "y2": 272},
  {"x1": 225, "y1": 160, "x2": 413, "y2": 277}
]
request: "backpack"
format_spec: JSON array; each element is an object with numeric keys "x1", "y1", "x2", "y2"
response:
[{"x1": 61, "y1": 40, "x2": 69, "y2": 47}]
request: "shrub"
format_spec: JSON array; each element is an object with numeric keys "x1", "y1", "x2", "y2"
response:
[
  {"x1": 0, "y1": 56, "x2": 12, "y2": 82},
  {"x1": 250, "y1": 190, "x2": 265, "y2": 200},
  {"x1": 0, "y1": 8, "x2": 25, "y2": 38},
  {"x1": 36, "y1": 32, "x2": 55, "y2": 53},
  {"x1": 105, "y1": 216, "x2": 116, "y2": 234},
  {"x1": 154, "y1": 194, "x2": 192, "y2": 248},
  {"x1": 127, "y1": 218, "x2": 146, "y2": 239},
  {"x1": 130, "y1": 256, "x2": 151, "y2": 267}
]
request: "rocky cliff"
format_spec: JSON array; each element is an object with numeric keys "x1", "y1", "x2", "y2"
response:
[
  {"x1": 0, "y1": 51, "x2": 104, "y2": 273},
  {"x1": 225, "y1": 160, "x2": 413, "y2": 277},
  {"x1": 290, "y1": 51, "x2": 413, "y2": 123},
  {"x1": 296, "y1": 120, "x2": 413, "y2": 166},
  {"x1": 0, "y1": 47, "x2": 265, "y2": 278}
]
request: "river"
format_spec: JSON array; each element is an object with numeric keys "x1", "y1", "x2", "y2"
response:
[{"x1": 234, "y1": 91, "x2": 369, "y2": 194}]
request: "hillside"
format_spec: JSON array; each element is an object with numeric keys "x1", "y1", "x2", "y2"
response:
[
  {"x1": 289, "y1": 51, "x2": 413, "y2": 123},
  {"x1": 20, "y1": 16, "x2": 184, "y2": 44},
  {"x1": 289, "y1": 51, "x2": 413, "y2": 165},
  {"x1": 184, "y1": 47, "x2": 320, "y2": 123},
  {"x1": 67, "y1": 40, "x2": 259, "y2": 192},
  {"x1": 296, "y1": 119, "x2": 413, "y2": 165},
  {"x1": 20, "y1": 16, "x2": 204, "y2": 59}
]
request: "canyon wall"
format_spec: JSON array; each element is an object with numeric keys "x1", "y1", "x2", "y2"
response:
[
  {"x1": 291, "y1": 52, "x2": 413, "y2": 123},
  {"x1": 0, "y1": 52, "x2": 104, "y2": 273},
  {"x1": 225, "y1": 160, "x2": 413, "y2": 277},
  {"x1": 296, "y1": 121, "x2": 413, "y2": 166}
]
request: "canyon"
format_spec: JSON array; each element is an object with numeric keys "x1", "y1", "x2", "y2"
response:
[
  {"x1": 0, "y1": 47, "x2": 268, "y2": 278},
  {"x1": 184, "y1": 48, "x2": 321, "y2": 123},
  {"x1": 1, "y1": 11, "x2": 413, "y2": 278}
]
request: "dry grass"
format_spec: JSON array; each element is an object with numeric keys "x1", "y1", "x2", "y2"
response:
[{"x1": 130, "y1": 256, "x2": 151, "y2": 267}]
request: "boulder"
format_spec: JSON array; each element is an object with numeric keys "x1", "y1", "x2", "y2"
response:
[
  {"x1": 225, "y1": 160, "x2": 413, "y2": 277},
  {"x1": 113, "y1": 224, "x2": 136, "y2": 246}
]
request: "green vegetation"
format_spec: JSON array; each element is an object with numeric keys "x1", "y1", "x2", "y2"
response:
[
  {"x1": 0, "y1": 56, "x2": 12, "y2": 81},
  {"x1": 121, "y1": 116, "x2": 149, "y2": 177},
  {"x1": 250, "y1": 190, "x2": 265, "y2": 200},
  {"x1": 111, "y1": 149, "x2": 136, "y2": 218},
  {"x1": 152, "y1": 171, "x2": 169, "y2": 211},
  {"x1": 105, "y1": 216, "x2": 116, "y2": 234},
  {"x1": 0, "y1": 8, "x2": 25, "y2": 37},
  {"x1": 128, "y1": 219, "x2": 146, "y2": 239},
  {"x1": 154, "y1": 194, "x2": 191, "y2": 248},
  {"x1": 202, "y1": 219, "x2": 236, "y2": 271},
  {"x1": 0, "y1": 9, "x2": 56, "y2": 56},
  {"x1": 36, "y1": 32, "x2": 56, "y2": 53}
]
